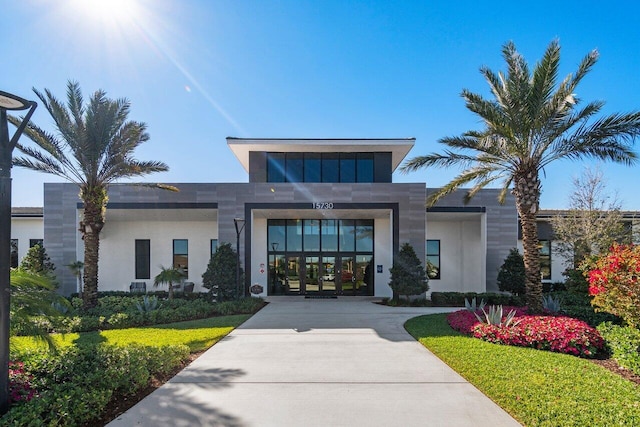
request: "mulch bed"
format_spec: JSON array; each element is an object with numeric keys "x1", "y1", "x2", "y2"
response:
[{"x1": 591, "y1": 357, "x2": 640, "y2": 386}]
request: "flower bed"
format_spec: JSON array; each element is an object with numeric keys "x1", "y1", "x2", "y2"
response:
[{"x1": 447, "y1": 309, "x2": 605, "y2": 358}]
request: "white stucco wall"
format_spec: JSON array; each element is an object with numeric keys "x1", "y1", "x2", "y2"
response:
[
  {"x1": 11, "y1": 217, "x2": 44, "y2": 265},
  {"x1": 251, "y1": 216, "x2": 268, "y2": 297},
  {"x1": 97, "y1": 220, "x2": 217, "y2": 292},
  {"x1": 426, "y1": 218, "x2": 485, "y2": 294},
  {"x1": 374, "y1": 216, "x2": 393, "y2": 298}
]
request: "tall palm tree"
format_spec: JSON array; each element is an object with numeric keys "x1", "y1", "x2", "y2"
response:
[
  {"x1": 153, "y1": 266, "x2": 185, "y2": 300},
  {"x1": 401, "y1": 40, "x2": 640, "y2": 312},
  {"x1": 10, "y1": 81, "x2": 175, "y2": 309}
]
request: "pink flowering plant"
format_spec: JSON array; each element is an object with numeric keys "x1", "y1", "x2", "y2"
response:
[
  {"x1": 9, "y1": 361, "x2": 37, "y2": 404},
  {"x1": 586, "y1": 243, "x2": 640, "y2": 328},
  {"x1": 447, "y1": 308, "x2": 604, "y2": 358}
]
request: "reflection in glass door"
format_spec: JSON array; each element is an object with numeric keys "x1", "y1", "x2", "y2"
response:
[
  {"x1": 322, "y1": 256, "x2": 336, "y2": 293},
  {"x1": 341, "y1": 256, "x2": 355, "y2": 295},
  {"x1": 305, "y1": 256, "x2": 319, "y2": 293},
  {"x1": 286, "y1": 256, "x2": 301, "y2": 294},
  {"x1": 355, "y1": 254, "x2": 373, "y2": 296}
]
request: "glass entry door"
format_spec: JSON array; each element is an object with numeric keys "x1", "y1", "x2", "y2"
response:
[
  {"x1": 303, "y1": 255, "x2": 337, "y2": 295},
  {"x1": 285, "y1": 256, "x2": 301, "y2": 294}
]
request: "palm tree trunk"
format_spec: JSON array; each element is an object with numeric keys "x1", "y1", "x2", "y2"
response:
[
  {"x1": 168, "y1": 282, "x2": 174, "y2": 300},
  {"x1": 514, "y1": 172, "x2": 543, "y2": 313},
  {"x1": 80, "y1": 186, "x2": 106, "y2": 309}
]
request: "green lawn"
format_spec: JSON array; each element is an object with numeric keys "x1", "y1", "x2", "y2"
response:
[
  {"x1": 11, "y1": 314, "x2": 251, "y2": 354},
  {"x1": 405, "y1": 314, "x2": 640, "y2": 426}
]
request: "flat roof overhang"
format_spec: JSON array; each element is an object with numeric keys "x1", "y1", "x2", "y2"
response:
[{"x1": 227, "y1": 137, "x2": 415, "y2": 173}]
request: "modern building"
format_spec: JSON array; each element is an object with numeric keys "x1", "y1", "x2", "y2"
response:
[
  {"x1": 9, "y1": 207, "x2": 44, "y2": 269},
  {"x1": 16, "y1": 138, "x2": 524, "y2": 297}
]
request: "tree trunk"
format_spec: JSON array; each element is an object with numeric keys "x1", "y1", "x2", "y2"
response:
[
  {"x1": 80, "y1": 186, "x2": 106, "y2": 310},
  {"x1": 513, "y1": 171, "x2": 543, "y2": 313},
  {"x1": 168, "y1": 282, "x2": 174, "y2": 300}
]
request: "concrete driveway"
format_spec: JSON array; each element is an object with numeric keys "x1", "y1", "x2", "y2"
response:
[{"x1": 108, "y1": 297, "x2": 521, "y2": 427}]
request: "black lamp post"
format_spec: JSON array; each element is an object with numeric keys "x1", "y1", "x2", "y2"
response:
[
  {"x1": 233, "y1": 218, "x2": 245, "y2": 299},
  {"x1": 271, "y1": 242, "x2": 278, "y2": 294},
  {"x1": 0, "y1": 91, "x2": 37, "y2": 415}
]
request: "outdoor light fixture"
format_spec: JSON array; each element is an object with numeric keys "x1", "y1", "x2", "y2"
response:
[
  {"x1": 233, "y1": 218, "x2": 246, "y2": 299},
  {"x1": 270, "y1": 242, "x2": 279, "y2": 294},
  {"x1": 0, "y1": 90, "x2": 37, "y2": 415}
]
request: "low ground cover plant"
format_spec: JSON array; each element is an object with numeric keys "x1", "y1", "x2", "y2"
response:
[
  {"x1": 4, "y1": 314, "x2": 252, "y2": 426},
  {"x1": 406, "y1": 314, "x2": 640, "y2": 426},
  {"x1": 597, "y1": 322, "x2": 640, "y2": 376},
  {"x1": 447, "y1": 308, "x2": 604, "y2": 357}
]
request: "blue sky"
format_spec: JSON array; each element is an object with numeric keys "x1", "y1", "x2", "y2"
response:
[{"x1": 4, "y1": 0, "x2": 640, "y2": 208}]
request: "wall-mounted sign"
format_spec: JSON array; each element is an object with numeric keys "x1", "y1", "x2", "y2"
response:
[
  {"x1": 377, "y1": 265, "x2": 383, "y2": 273},
  {"x1": 313, "y1": 202, "x2": 334, "y2": 210},
  {"x1": 250, "y1": 284, "x2": 264, "y2": 294}
]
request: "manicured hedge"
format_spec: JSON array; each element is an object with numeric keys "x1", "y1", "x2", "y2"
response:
[
  {"x1": 2, "y1": 344, "x2": 189, "y2": 426},
  {"x1": 430, "y1": 292, "x2": 525, "y2": 307},
  {"x1": 41, "y1": 297, "x2": 263, "y2": 333},
  {"x1": 598, "y1": 322, "x2": 640, "y2": 376}
]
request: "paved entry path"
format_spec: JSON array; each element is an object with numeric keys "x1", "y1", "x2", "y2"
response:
[{"x1": 108, "y1": 298, "x2": 521, "y2": 427}]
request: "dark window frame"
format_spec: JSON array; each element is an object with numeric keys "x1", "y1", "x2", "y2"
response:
[
  {"x1": 173, "y1": 239, "x2": 189, "y2": 278},
  {"x1": 539, "y1": 240, "x2": 551, "y2": 281},
  {"x1": 135, "y1": 239, "x2": 151, "y2": 280},
  {"x1": 10, "y1": 239, "x2": 18, "y2": 268},
  {"x1": 426, "y1": 239, "x2": 441, "y2": 280}
]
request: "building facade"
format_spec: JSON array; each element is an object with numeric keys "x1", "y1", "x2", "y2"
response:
[{"x1": 24, "y1": 138, "x2": 523, "y2": 297}]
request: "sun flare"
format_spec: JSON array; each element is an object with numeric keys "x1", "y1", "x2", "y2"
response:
[{"x1": 70, "y1": 0, "x2": 140, "y2": 27}]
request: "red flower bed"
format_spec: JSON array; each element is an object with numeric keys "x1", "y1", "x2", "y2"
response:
[
  {"x1": 447, "y1": 309, "x2": 605, "y2": 358},
  {"x1": 9, "y1": 361, "x2": 37, "y2": 404}
]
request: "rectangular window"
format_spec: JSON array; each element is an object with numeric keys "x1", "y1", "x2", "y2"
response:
[
  {"x1": 356, "y1": 153, "x2": 374, "y2": 183},
  {"x1": 286, "y1": 220, "x2": 302, "y2": 252},
  {"x1": 355, "y1": 219, "x2": 373, "y2": 252},
  {"x1": 173, "y1": 239, "x2": 188, "y2": 278},
  {"x1": 304, "y1": 154, "x2": 321, "y2": 183},
  {"x1": 135, "y1": 240, "x2": 151, "y2": 279},
  {"x1": 10, "y1": 239, "x2": 18, "y2": 268},
  {"x1": 321, "y1": 220, "x2": 338, "y2": 251},
  {"x1": 211, "y1": 239, "x2": 218, "y2": 257},
  {"x1": 29, "y1": 239, "x2": 43, "y2": 248},
  {"x1": 539, "y1": 240, "x2": 551, "y2": 280},
  {"x1": 286, "y1": 153, "x2": 303, "y2": 182},
  {"x1": 303, "y1": 219, "x2": 320, "y2": 251},
  {"x1": 339, "y1": 220, "x2": 355, "y2": 252},
  {"x1": 426, "y1": 240, "x2": 440, "y2": 279},
  {"x1": 339, "y1": 154, "x2": 356, "y2": 183},
  {"x1": 321, "y1": 154, "x2": 339, "y2": 182},
  {"x1": 267, "y1": 153, "x2": 285, "y2": 182},
  {"x1": 268, "y1": 219, "x2": 286, "y2": 251}
]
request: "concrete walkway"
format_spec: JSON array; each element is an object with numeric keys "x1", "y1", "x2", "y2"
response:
[{"x1": 108, "y1": 297, "x2": 521, "y2": 427}]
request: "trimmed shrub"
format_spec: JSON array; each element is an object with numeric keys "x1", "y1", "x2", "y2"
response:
[
  {"x1": 497, "y1": 248, "x2": 526, "y2": 295},
  {"x1": 597, "y1": 322, "x2": 640, "y2": 376},
  {"x1": 202, "y1": 242, "x2": 243, "y2": 301},
  {"x1": 586, "y1": 243, "x2": 640, "y2": 328},
  {"x1": 388, "y1": 242, "x2": 429, "y2": 301},
  {"x1": 3, "y1": 344, "x2": 189, "y2": 426}
]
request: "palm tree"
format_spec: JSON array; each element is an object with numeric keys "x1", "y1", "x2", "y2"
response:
[
  {"x1": 9, "y1": 81, "x2": 175, "y2": 309},
  {"x1": 153, "y1": 266, "x2": 185, "y2": 300},
  {"x1": 65, "y1": 261, "x2": 84, "y2": 296},
  {"x1": 10, "y1": 269, "x2": 67, "y2": 351},
  {"x1": 401, "y1": 40, "x2": 640, "y2": 312}
]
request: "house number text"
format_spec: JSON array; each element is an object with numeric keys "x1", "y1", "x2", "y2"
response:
[{"x1": 313, "y1": 202, "x2": 334, "y2": 210}]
